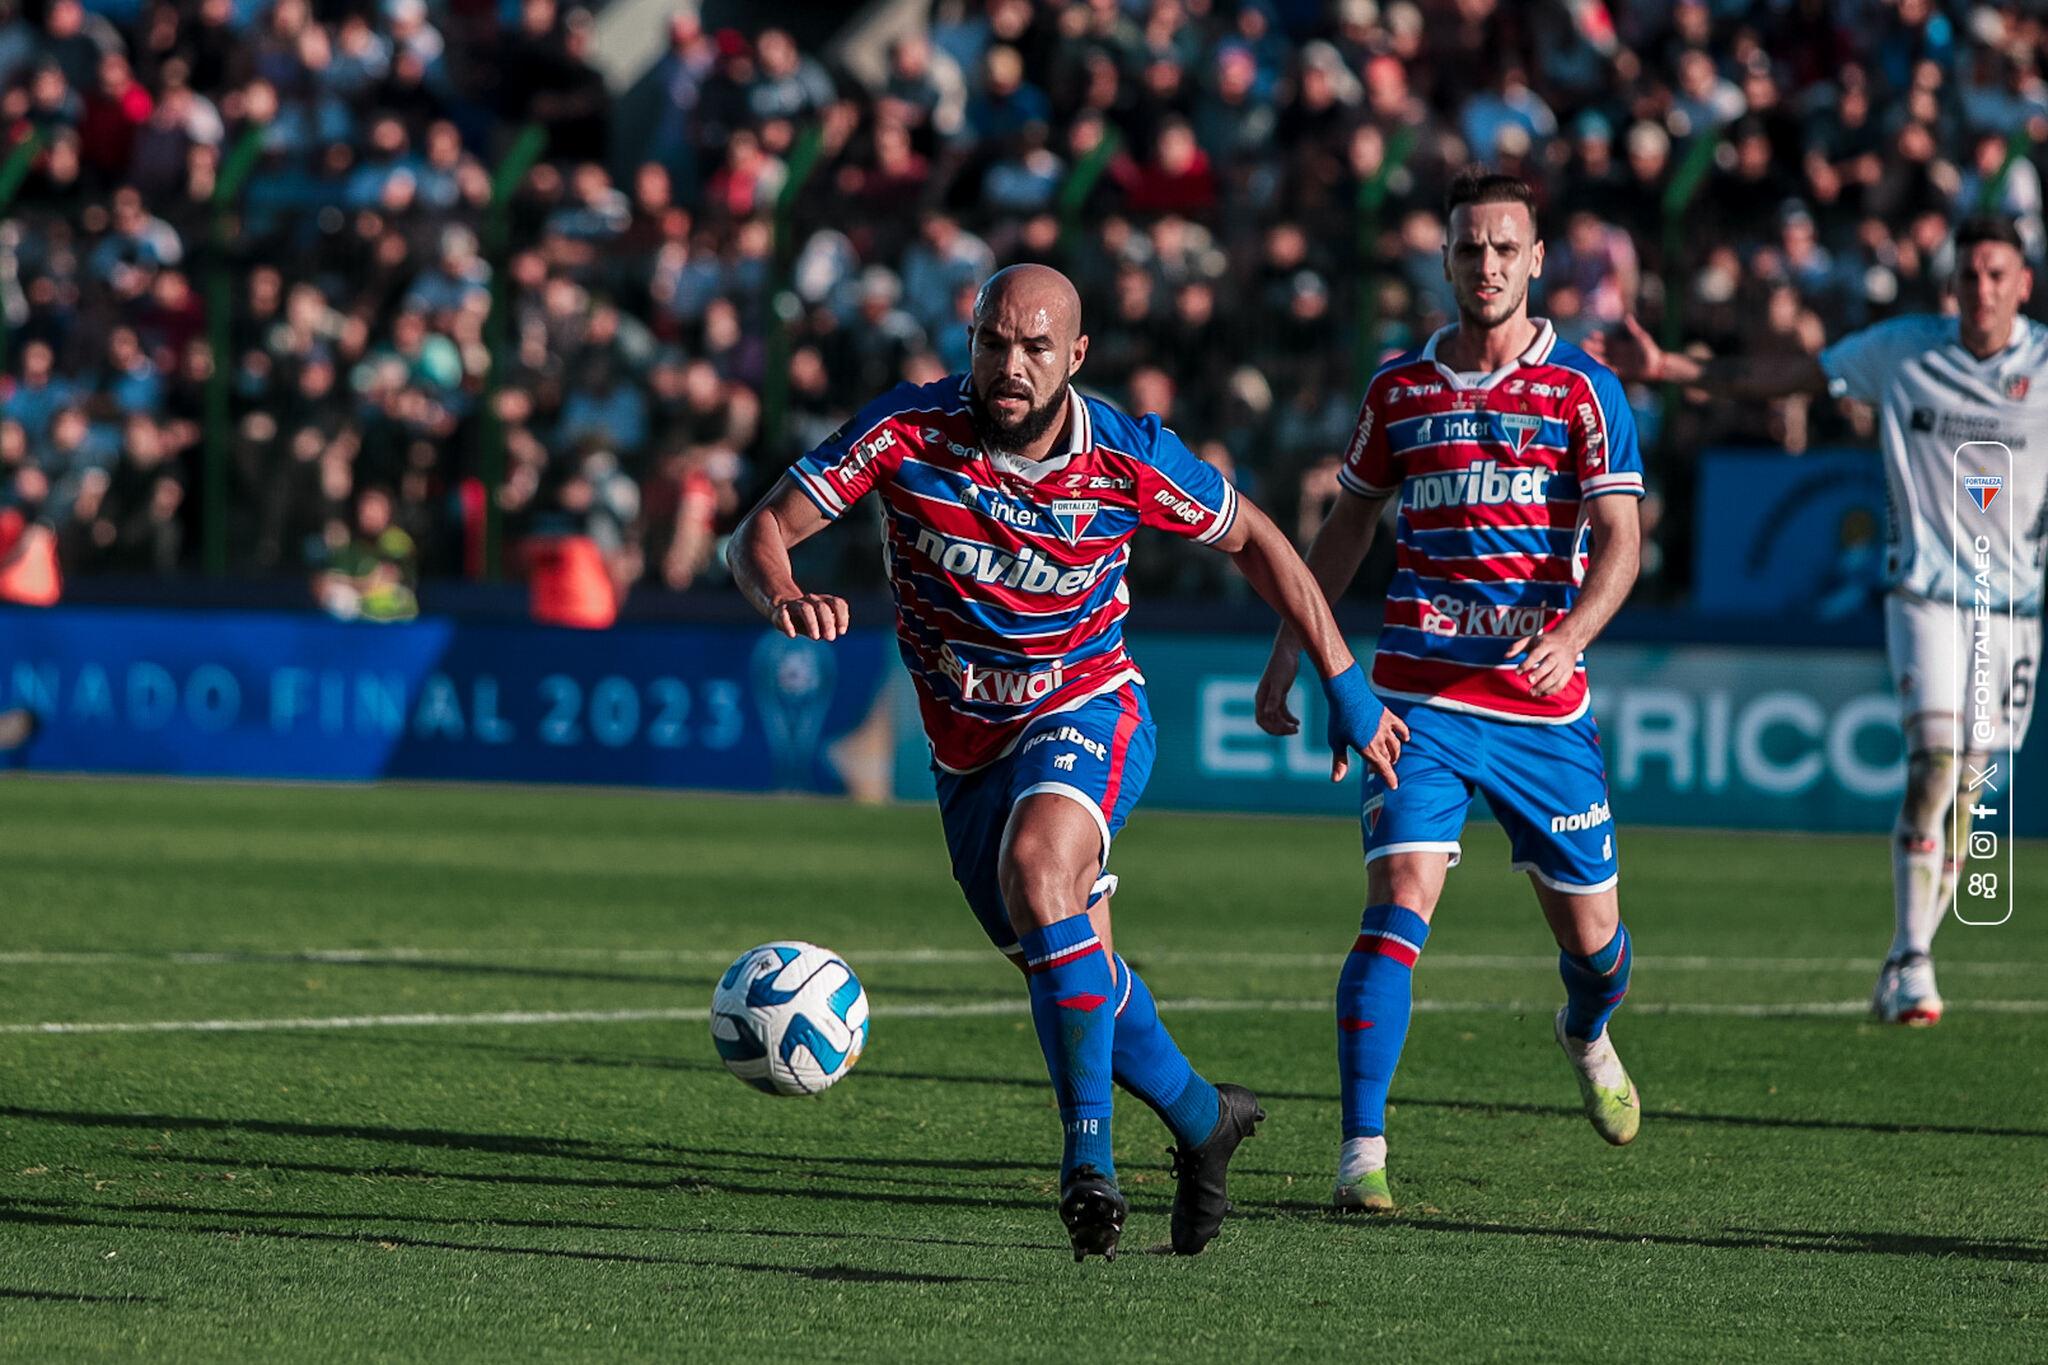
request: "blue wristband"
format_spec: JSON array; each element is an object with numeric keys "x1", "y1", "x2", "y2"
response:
[{"x1": 1320, "y1": 661, "x2": 1384, "y2": 757}]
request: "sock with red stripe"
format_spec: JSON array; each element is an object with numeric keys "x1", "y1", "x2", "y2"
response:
[
  {"x1": 1559, "y1": 921, "x2": 1631, "y2": 1041},
  {"x1": 1109, "y1": 953, "x2": 1221, "y2": 1147},
  {"x1": 1019, "y1": 915, "x2": 1117, "y2": 1182},
  {"x1": 1338, "y1": 903, "x2": 1430, "y2": 1140}
]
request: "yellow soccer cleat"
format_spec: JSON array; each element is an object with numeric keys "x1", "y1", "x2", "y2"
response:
[{"x1": 1555, "y1": 1007, "x2": 1641, "y2": 1146}]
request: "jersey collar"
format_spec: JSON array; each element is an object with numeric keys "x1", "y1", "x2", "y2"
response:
[
  {"x1": 986, "y1": 386, "x2": 1092, "y2": 484},
  {"x1": 1421, "y1": 317, "x2": 1557, "y2": 390}
]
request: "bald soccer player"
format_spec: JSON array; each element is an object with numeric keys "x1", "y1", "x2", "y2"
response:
[{"x1": 732, "y1": 265, "x2": 1407, "y2": 1261}]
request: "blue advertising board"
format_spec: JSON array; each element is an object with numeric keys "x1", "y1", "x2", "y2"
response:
[
  {"x1": 1693, "y1": 447, "x2": 1889, "y2": 618},
  {"x1": 0, "y1": 607, "x2": 897, "y2": 795}
]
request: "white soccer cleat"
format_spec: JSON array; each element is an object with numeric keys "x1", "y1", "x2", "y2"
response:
[
  {"x1": 1332, "y1": 1134, "x2": 1393, "y2": 1213},
  {"x1": 1554, "y1": 1008, "x2": 1640, "y2": 1146},
  {"x1": 1873, "y1": 953, "x2": 1943, "y2": 1026}
]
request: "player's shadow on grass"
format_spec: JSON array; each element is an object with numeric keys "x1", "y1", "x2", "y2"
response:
[
  {"x1": 0, "y1": 1104, "x2": 623, "y2": 1161},
  {"x1": 1386, "y1": 1094, "x2": 2048, "y2": 1142},
  {"x1": 6, "y1": 1196, "x2": 1067, "y2": 1255},
  {"x1": 1286, "y1": 1209, "x2": 2048, "y2": 1265},
  {"x1": 132, "y1": 1153, "x2": 1177, "y2": 1216},
  {"x1": 0, "y1": 1287, "x2": 164, "y2": 1304},
  {"x1": 0, "y1": 1202, "x2": 1009, "y2": 1281}
]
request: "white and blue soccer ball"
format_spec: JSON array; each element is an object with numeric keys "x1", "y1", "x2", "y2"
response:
[{"x1": 711, "y1": 941, "x2": 869, "y2": 1096}]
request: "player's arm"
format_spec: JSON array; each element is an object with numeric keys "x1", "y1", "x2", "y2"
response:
[
  {"x1": 729, "y1": 476, "x2": 851, "y2": 641},
  {"x1": 1506, "y1": 494, "x2": 1640, "y2": 698},
  {"x1": 1254, "y1": 488, "x2": 1388, "y2": 735},
  {"x1": 1588, "y1": 315, "x2": 1827, "y2": 400},
  {"x1": 1215, "y1": 496, "x2": 1407, "y2": 785}
]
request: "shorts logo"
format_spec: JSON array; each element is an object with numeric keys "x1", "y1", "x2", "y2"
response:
[
  {"x1": 1965, "y1": 474, "x2": 2003, "y2": 512},
  {"x1": 1049, "y1": 498, "x2": 1100, "y2": 543},
  {"x1": 1549, "y1": 798, "x2": 1612, "y2": 834},
  {"x1": 1021, "y1": 725, "x2": 1107, "y2": 761}
]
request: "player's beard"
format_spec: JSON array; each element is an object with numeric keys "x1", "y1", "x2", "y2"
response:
[
  {"x1": 968, "y1": 377, "x2": 1071, "y2": 455},
  {"x1": 1459, "y1": 277, "x2": 1528, "y2": 329}
]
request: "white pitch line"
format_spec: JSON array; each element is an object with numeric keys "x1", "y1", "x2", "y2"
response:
[
  {"x1": 7, "y1": 997, "x2": 2048, "y2": 1037},
  {"x1": 0, "y1": 946, "x2": 2043, "y2": 975}
]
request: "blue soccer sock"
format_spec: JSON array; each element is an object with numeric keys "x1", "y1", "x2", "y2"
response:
[
  {"x1": 1559, "y1": 922, "x2": 1632, "y2": 1041},
  {"x1": 1338, "y1": 904, "x2": 1431, "y2": 1140},
  {"x1": 1019, "y1": 916, "x2": 1118, "y2": 1182},
  {"x1": 1109, "y1": 954, "x2": 1221, "y2": 1148}
]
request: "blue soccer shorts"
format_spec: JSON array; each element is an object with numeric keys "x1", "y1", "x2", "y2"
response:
[
  {"x1": 1362, "y1": 698, "x2": 1620, "y2": 895},
  {"x1": 934, "y1": 684, "x2": 1157, "y2": 957}
]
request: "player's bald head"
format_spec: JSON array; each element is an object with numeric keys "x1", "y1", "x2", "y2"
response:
[{"x1": 973, "y1": 265, "x2": 1084, "y2": 348}]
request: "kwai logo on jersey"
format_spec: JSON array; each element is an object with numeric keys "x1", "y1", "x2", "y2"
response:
[
  {"x1": 937, "y1": 645, "x2": 1066, "y2": 705},
  {"x1": 1407, "y1": 460, "x2": 1551, "y2": 510},
  {"x1": 1965, "y1": 474, "x2": 2003, "y2": 512},
  {"x1": 1048, "y1": 498, "x2": 1099, "y2": 543},
  {"x1": 1420, "y1": 594, "x2": 1554, "y2": 638}
]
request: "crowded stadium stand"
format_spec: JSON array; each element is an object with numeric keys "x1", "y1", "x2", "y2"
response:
[{"x1": 2, "y1": 0, "x2": 2043, "y2": 623}]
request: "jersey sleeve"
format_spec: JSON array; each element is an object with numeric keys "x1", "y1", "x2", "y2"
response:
[
  {"x1": 1574, "y1": 367, "x2": 1646, "y2": 499},
  {"x1": 1131, "y1": 416, "x2": 1240, "y2": 545},
  {"x1": 1818, "y1": 316, "x2": 1931, "y2": 406},
  {"x1": 785, "y1": 383, "x2": 917, "y2": 520},
  {"x1": 1336, "y1": 377, "x2": 1399, "y2": 498}
]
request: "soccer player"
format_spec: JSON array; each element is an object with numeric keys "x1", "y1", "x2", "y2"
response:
[
  {"x1": 730, "y1": 264, "x2": 1406, "y2": 1261},
  {"x1": 1589, "y1": 215, "x2": 2046, "y2": 1026},
  {"x1": 1256, "y1": 170, "x2": 1647, "y2": 1212}
]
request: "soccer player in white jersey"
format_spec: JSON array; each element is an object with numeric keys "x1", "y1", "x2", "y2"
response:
[{"x1": 1591, "y1": 215, "x2": 2046, "y2": 1025}]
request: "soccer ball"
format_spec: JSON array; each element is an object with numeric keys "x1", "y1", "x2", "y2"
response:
[{"x1": 710, "y1": 941, "x2": 869, "y2": 1095}]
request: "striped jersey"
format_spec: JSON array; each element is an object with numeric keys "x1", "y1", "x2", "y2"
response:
[
  {"x1": 1338, "y1": 319, "x2": 1645, "y2": 723},
  {"x1": 789, "y1": 374, "x2": 1239, "y2": 772}
]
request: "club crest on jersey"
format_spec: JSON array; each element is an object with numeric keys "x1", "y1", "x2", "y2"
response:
[
  {"x1": 1049, "y1": 498, "x2": 1099, "y2": 543},
  {"x1": 1500, "y1": 412, "x2": 1542, "y2": 454},
  {"x1": 2008, "y1": 375, "x2": 2031, "y2": 400},
  {"x1": 1965, "y1": 474, "x2": 2003, "y2": 511}
]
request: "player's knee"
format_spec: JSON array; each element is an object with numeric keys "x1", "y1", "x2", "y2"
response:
[
  {"x1": 998, "y1": 832, "x2": 1093, "y2": 934},
  {"x1": 1900, "y1": 749, "x2": 1955, "y2": 830}
]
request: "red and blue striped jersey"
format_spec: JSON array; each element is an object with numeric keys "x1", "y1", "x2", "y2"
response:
[
  {"x1": 1338, "y1": 320, "x2": 1645, "y2": 724},
  {"x1": 789, "y1": 374, "x2": 1238, "y2": 772}
]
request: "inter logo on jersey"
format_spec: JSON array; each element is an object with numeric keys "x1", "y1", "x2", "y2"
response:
[
  {"x1": 1048, "y1": 498, "x2": 1099, "y2": 543},
  {"x1": 1965, "y1": 474, "x2": 2003, "y2": 512}
]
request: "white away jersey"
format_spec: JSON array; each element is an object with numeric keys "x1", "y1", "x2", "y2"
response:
[{"x1": 1820, "y1": 313, "x2": 2048, "y2": 611}]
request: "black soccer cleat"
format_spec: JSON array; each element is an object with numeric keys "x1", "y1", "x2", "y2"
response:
[
  {"x1": 1167, "y1": 1082, "x2": 1265, "y2": 1255},
  {"x1": 1058, "y1": 1165, "x2": 1128, "y2": 1262}
]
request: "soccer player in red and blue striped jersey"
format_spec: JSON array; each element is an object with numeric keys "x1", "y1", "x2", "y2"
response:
[
  {"x1": 1258, "y1": 170, "x2": 1646, "y2": 1212},
  {"x1": 733, "y1": 265, "x2": 1406, "y2": 1260}
]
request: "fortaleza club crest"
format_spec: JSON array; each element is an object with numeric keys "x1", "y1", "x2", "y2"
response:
[
  {"x1": 1048, "y1": 498, "x2": 1099, "y2": 543},
  {"x1": 1499, "y1": 412, "x2": 1542, "y2": 454},
  {"x1": 2007, "y1": 375, "x2": 2031, "y2": 400},
  {"x1": 1964, "y1": 473, "x2": 2003, "y2": 512}
]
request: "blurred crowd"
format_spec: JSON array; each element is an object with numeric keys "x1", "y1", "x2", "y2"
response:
[{"x1": 4, "y1": 0, "x2": 2047, "y2": 613}]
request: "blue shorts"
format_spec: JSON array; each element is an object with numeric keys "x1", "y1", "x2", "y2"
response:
[
  {"x1": 934, "y1": 684, "x2": 1156, "y2": 956},
  {"x1": 1363, "y1": 699, "x2": 1620, "y2": 895}
]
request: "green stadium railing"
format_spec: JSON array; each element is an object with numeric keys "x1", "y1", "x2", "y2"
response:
[
  {"x1": 759, "y1": 120, "x2": 828, "y2": 466},
  {"x1": 201, "y1": 123, "x2": 268, "y2": 578},
  {"x1": 1352, "y1": 123, "x2": 1418, "y2": 393},
  {"x1": 0, "y1": 129, "x2": 44, "y2": 376},
  {"x1": 475, "y1": 123, "x2": 549, "y2": 581}
]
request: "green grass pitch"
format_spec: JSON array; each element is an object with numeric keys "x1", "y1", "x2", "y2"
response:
[{"x1": 1, "y1": 777, "x2": 2044, "y2": 1362}]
